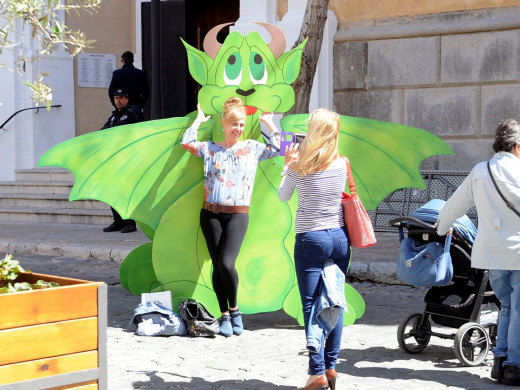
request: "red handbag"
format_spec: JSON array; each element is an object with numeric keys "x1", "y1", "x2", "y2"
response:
[{"x1": 341, "y1": 157, "x2": 377, "y2": 248}]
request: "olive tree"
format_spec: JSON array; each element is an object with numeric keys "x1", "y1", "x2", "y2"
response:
[{"x1": 0, "y1": 0, "x2": 100, "y2": 108}]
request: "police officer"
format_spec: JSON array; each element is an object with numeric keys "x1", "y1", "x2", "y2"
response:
[
  {"x1": 101, "y1": 89, "x2": 141, "y2": 233},
  {"x1": 102, "y1": 88, "x2": 143, "y2": 130}
]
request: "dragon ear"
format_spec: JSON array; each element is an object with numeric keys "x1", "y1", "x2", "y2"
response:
[
  {"x1": 181, "y1": 38, "x2": 213, "y2": 85},
  {"x1": 278, "y1": 38, "x2": 307, "y2": 85}
]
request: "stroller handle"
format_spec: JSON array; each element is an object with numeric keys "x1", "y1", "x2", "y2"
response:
[{"x1": 389, "y1": 216, "x2": 437, "y2": 230}]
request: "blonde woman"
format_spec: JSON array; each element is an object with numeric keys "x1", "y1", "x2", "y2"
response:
[
  {"x1": 278, "y1": 108, "x2": 349, "y2": 390},
  {"x1": 181, "y1": 97, "x2": 280, "y2": 337}
]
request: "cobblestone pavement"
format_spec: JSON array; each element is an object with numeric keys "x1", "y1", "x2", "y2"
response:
[{"x1": 12, "y1": 254, "x2": 511, "y2": 390}]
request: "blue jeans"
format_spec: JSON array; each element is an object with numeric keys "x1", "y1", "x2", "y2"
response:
[
  {"x1": 294, "y1": 226, "x2": 350, "y2": 375},
  {"x1": 489, "y1": 269, "x2": 520, "y2": 367}
]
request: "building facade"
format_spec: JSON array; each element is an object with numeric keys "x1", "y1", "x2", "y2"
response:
[
  {"x1": 1, "y1": 0, "x2": 519, "y2": 181},
  {"x1": 332, "y1": 0, "x2": 520, "y2": 170}
]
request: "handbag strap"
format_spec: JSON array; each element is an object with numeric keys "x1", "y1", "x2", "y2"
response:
[
  {"x1": 149, "y1": 280, "x2": 165, "y2": 292},
  {"x1": 340, "y1": 156, "x2": 356, "y2": 195},
  {"x1": 443, "y1": 230, "x2": 452, "y2": 253},
  {"x1": 487, "y1": 161, "x2": 520, "y2": 218}
]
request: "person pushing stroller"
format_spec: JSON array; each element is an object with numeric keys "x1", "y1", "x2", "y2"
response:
[{"x1": 437, "y1": 119, "x2": 520, "y2": 386}]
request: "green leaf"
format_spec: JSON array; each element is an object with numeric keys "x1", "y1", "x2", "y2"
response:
[{"x1": 13, "y1": 282, "x2": 31, "y2": 291}]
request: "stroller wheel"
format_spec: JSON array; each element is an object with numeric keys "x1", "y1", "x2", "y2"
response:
[
  {"x1": 454, "y1": 322, "x2": 490, "y2": 366},
  {"x1": 397, "y1": 313, "x2": 431, "y2": 354}
]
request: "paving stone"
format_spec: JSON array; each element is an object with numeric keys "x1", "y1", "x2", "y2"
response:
[{"x1": 9, "y1": 252, "x2": 504, "y2": 390}]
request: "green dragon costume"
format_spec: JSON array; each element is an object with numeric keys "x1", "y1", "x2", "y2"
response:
[{"x1": 38, "y1": 22, "x2": 452, "y2": 326}]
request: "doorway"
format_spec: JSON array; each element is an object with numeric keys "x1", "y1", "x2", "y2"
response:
[{"x1": 141, "y1": 0, "x2": 239, "y2": 119}]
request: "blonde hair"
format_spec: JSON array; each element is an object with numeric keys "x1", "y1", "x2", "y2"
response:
[
  {"x1": 295, "y1": 108, "x2": 340, "y2": 177},
  {"x1": 222, "y1": 97, "x2": 247, "y2": 123}
]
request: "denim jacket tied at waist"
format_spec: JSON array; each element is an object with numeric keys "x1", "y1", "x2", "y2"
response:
[{"x1": 307, "y1": 260, "x2": 348, "y2": 353}]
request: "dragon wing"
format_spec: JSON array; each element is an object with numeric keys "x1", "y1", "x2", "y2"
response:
[
  {"x1": 38, "y1": 116, "x2": 214, "y2": 230},
  {"x1": 280, "y1": 114, "x2": 454, "y2": 210}
]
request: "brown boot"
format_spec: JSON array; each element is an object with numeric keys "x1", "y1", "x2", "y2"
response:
[
  {"x1": 325, "y1": 368, "x2": 338, "y2": 390},
  {"x1": 298, "y1": 375, "x2": 328, "y2": 390}
]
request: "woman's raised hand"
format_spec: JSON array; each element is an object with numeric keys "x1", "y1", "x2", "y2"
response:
[
  {"x1": 259, "y1": 112, "x2": 274, "y2": 124},
  {"x1": 284, "y1": 142, "x2": 300, "y2": 168},
  {"x1": 195, "y1": 103, "x2": 211, "y2": 124}
]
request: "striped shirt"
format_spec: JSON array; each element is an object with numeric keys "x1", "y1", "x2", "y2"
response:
[{"x1": 278, "y1": 158, "x2": 347, "y2": 233}]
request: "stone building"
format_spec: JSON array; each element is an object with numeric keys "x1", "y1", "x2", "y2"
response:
[
  {"x1": 331, "y1": 0, "x2": 520, "y2": 171},
  {"x1": 1, "y1": 0, "x2": 519, "y2": 182}
]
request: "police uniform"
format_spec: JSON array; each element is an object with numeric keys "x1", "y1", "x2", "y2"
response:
[
  {"x1": 101, "y1": 104, "x2": 143, "y2": 129},
  {"x1": 102, "y1": 90, "x2": 142, "y2": 233}
]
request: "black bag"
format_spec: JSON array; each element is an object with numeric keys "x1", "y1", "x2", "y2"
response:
[{"x1": 178, "y1": 298, "x2": 219, "y2": 337}]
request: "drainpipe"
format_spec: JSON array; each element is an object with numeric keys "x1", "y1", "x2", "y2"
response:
[{"x1": 151, "y1": 0, "x2": 161, "y2": 119}]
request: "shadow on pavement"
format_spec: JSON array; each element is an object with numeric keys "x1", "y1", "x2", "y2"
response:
[
  {"x1": 131, "y1": 371, "x2": 298, "y2": 389},
  {"x1": 336, "y1": 345, "x2": 503, "y2": 389}
]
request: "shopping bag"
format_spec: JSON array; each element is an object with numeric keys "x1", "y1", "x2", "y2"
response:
[
  {"x1": 141, "y1": 291, "x2": 172, "y2": 311},
  {"x1": 141, "y1": 281, "x2": 172, "y2": 310},
  {"x1": 341, "y1": 157, "x2": 376, "y2": 248}
]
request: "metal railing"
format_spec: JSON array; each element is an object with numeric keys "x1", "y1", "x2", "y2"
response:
[
  {"x1": 371, "y1": 170, "x2": 476, "y2": 231},
  {"x1": 0, "y1": 105, "x2": 62, "y2": 131}
]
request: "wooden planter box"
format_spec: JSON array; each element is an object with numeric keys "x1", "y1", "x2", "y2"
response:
[{"x1": 0, "y1": 273, "x2": 107, "y2": 390}]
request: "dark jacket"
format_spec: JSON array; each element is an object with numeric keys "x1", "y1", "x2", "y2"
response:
[
  {"x1": 108, "y1": 64, "x2": 150, "y2": 109},
  {"x1": 101, "y1": 104, "x2": 143, "y2": 130}
]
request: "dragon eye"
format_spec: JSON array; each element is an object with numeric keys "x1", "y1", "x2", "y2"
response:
[
  {"x1": 249, "y1": 52, "x2": 267, "y2": 85},
  {"x1": 224, "y1": 52, "x2": 242, "y2": 85}
]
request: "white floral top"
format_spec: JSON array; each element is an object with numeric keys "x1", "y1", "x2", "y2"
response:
[{"x1": 181, "y1": 125, "x2": 279, "y2": 206}]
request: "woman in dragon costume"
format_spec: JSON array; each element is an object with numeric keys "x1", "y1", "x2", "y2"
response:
[{"x1": 181, "y1": 97, "x2": 280, "y2": 337}]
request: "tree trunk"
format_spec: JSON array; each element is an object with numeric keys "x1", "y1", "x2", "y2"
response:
[{"x1": 286, "y1": 0, "x2": 330, "y2": 116}]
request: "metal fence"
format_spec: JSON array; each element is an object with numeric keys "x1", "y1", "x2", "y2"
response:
[{"x1": 370, "y1": 170, "x2": 477, "y2": 231}]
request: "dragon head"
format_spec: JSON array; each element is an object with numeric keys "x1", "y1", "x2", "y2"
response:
[{"x1": 182, "y1": 22, "x2": 306, "y2": 119}]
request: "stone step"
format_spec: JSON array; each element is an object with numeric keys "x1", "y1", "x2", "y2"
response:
[
  {"x1": 0, "y1": 168, "x2": 114, "y2": 225},
  {"x1": 15, "y1": 168, "x2": 73, "y2": 182},
  {"x1": 0, "y1": 181, "x2": 73, "y2": 195},
  {"x1": 0, "y1": 193, "x2": 110, "y2": 210},
  {"x1": 0, "y1": 206, "x2": 112, "y2": 225}
]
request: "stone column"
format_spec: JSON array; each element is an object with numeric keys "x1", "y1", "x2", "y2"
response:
[{"x1": 8, "y1": 13, "x2": 76, "y2": 180}]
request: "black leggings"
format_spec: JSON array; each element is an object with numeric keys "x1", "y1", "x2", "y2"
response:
[{"x1": 200, "y1": 209, "x2": 249, "y2": 313}]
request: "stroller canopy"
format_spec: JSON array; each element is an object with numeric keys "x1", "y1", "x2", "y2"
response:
[{"x1": 410, "y1": 199, "x2": 477, "y2": 244}]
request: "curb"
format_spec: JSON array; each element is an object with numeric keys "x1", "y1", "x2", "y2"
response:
[
  {"x1": 0, "y1": 239, "x2": 135, "y2": 262},
  {"x1": 1, "y1": 238, "x2": 405, "y2": 285},
  {"x1": 348, "y1": 261, "x2": 402, "y2": 285}
]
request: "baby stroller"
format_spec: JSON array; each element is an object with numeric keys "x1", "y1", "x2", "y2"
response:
[{"x1": 389, "y1": 199, "x2": 501, "y2": 366}]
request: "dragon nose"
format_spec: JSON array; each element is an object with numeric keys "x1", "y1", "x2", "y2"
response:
[{"x1": 236, "y1": 88, "x2": 255, "y2": 97}]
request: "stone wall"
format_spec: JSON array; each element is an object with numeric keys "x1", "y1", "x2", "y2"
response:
[
  {"x1": 66, "y1": 0, "x2": 134, "y2": 136},
  {"x1": 333, "y1": 6, "x2": 520, "y2": 171}
]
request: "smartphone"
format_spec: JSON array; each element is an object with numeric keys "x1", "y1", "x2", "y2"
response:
[
  {"x1": 280, "y1": 132, "x2": 307, "y2": 155},
  {"x1": 280, "y1": 132, "x2": 293, "y2": 156},
  {"x1": 294, "y1": 133, "x2": 306, "y2": 146}
]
